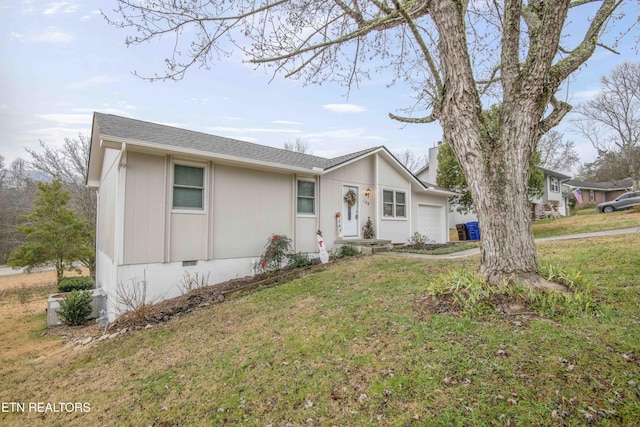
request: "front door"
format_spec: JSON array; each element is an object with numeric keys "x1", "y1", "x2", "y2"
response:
[{"x1": 342, "y1": 185, "x2": 359, "y2": 237}]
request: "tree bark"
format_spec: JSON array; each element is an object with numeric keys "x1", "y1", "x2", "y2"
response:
[{"x1": 431, "y1": 0, "x2": 549, "y2": 287}]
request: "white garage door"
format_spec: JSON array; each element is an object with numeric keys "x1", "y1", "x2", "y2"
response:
[{"x1": 418, "y1": 205, "x2": 446, "y2": 243}]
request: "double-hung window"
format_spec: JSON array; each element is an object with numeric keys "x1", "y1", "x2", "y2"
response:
[
  {"x1": 550, "y1": 177, "x2": 559, "y2": 192},
  {"x1": 297, "y1": 180, "x2": 315, "y2": 215},
  {"x1": 173, "y1": 164, "x2": 204, "y2": 210},
  {"x1": 383, "y1": 190, "x2": 406, "y2": 218}
]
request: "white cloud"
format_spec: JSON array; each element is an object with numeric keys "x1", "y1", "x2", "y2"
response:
[
  {"x1": 80, "y1": 10, "x2": 101, "y2": 21},
  {"x1": 323, "y1": 103, "x2": 367, "y2": 113},
  {"x1": 273, "y1": 120, "x2": 303, "y2": 125},
  {"x1": 305, "y1": 128, "x2": 385, "y2": 141},
  {"x1": 207, "y1": 126, "x2": 298, "y2": 134},
  {"x1": 35, "y1": 113, "x2": 93, "y2": 125},
  {"x1": 185, "y1": 97, "x2": 209, "y2": 105},
  {"x1": 65, "y1": 75, "x2": 119, "y2": 90},
  {"x1": 10, "y1": 27, "x2": 73, "y2": 43},
  {"x1": 571, "y1": 89, "x2": 601, "y2": 102},
  {"x1": 43, "y1": 2, "x2": 80, "y2": 15}
]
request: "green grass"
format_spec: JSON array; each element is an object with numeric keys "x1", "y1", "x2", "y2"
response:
[
  {"x1": 1, "y1": 234, "x2": 639, "y2": 426},
  {"x1": 392, "y1": 242, "x2": 480, "y2": 255},
  {"x1": 532, "y1": 208, "x2": 640, "y2": 238}
]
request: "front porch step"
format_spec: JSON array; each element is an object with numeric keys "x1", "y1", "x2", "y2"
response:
[{"x1": 335, "y1": 239, "x2": 393, "y2": 255}]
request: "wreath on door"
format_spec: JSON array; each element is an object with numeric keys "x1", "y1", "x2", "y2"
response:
[{"x1": 344, "y1": 189, "x2": 357, "y2": 207}]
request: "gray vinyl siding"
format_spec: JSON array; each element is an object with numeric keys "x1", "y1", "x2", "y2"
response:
[
  {"x1": 97, "y1": 148, "x2": 120, "y2": 260},
  {"x1": 377, "y1": 156, "x2": 412, "y2": 242},
  {"x1": 123, "y1": 151, "x2": 167, "y2": 264},
  {"x1": 212, "y1": 164, "x2": 293, "y2": 259}
]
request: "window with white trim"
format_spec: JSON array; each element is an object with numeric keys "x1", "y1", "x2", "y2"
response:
[
  {"x1": 173, "y1": 164, "x2": 204, "y2": 209},
  {"x1": 297, "y1": 180, "x2": 315, "y2": 215},
  {"x1": 550, "y1": 177, "x2": 559, "y2": 192},
  {"x1": 383, "y1": 190, "x2": 406, "y2": 218},
  {"x1": 589, "y1": 190, "x2": 595, "y2": 202}
]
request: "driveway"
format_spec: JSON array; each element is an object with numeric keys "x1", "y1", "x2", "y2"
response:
[
  {"x1": 0, "y1": 266, "x2": 56, "y2": 277},
  {"x1": 0, "y1": 266, "x2": 25, "y2": 277}
]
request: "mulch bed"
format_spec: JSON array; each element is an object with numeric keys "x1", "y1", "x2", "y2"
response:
[
  {"x1": 111, "y1": 264, "x2": 328, "y2": 330},
  {"x1": 402, "y1": 243, "x2": 456, "y2": 251}
]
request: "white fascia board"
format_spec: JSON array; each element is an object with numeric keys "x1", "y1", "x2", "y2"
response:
[
  {"x1": 321, "y1": 147, "x2": 385, "y2": 174},
  {"x1": 99, "y1": 134, "x2": 323, "y2": 175},
  {"x1": 423, "y1": 187, "x2": 460, "y2": 197}
]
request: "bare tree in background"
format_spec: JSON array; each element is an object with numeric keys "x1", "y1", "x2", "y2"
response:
[
  {"x1": 0, "y1": 158, "x2": 37, "y2": 264},
  {"x1": 571, "y1": 62, "x2": 640, "y2": 188},
  {"x1": 536, "y1": 131, "x2": 580, "y2": 173},
  {"x1": 393, "y1": 149, "x2": 427, "y2": 173},
  {"x1": 0, "y1": 156, "x2": 6, "y2": 190},
  {"x1": 283, "y1": 138, "x2": 312, "y2": 154},
  {"x1": 26, "y1": 134, "x2": 96, "y2": 228},
  {"x1": 106, "y1": 0, "x2": 635, "y2": 287},
  {"x1": 26, "y1": 134, "x2": 96, "y2": 276}
]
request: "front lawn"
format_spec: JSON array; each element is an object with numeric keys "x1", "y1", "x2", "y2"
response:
[
  {"x1": 1, "y1": 234, "x2": 638, "y2": 426},
  {"x1": 533, "y1": 208, "x2": 640, "y2": 238}
]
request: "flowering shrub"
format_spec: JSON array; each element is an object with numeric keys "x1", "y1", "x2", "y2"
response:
[{"x1": 259, "y1": 234, "x2": 293, "y2": 273}]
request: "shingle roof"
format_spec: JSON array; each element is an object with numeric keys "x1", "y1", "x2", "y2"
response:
[
  {"x1": 565, "y1": 178, "x2": 634, "y2": 190},
  {"x1": 94, "y1": 112, "x2": 380, "y2": 171}
]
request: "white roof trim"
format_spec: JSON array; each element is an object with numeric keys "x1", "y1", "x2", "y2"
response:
[{"x1": 100, "y1": 134, "x2": 324, "y2": 175}]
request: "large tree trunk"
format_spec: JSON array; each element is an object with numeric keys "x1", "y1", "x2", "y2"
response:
[{"x1": 431, "y1": 0, "x2": 562, "y2": 288}]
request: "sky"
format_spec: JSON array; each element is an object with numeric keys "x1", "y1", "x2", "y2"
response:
[{"x1": 0, "y1": 1, "x2": 638, "y2": 172}]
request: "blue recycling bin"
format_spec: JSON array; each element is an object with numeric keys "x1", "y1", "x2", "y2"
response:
[{"x1": 465, "y1": 221, "x2": 481, "y2": 240}]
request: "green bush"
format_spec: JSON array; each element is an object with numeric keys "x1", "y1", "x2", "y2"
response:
[
  {"x1": 56, "y1": 290, "x2": 93, "y2": 326},
  {"x1": 58, "y1": 276, "x2": 94, "y2": 293},
  {"x1": 288, "y1": 252, "x2": 312, "y2": 268},
  {"x1": 337, "y1": 245, "x2": 358, "y2": 258}
]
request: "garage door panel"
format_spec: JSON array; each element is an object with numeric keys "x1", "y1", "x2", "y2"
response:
[{"x1": 418, "y1": 205, "x2": 445, "y2": 243}]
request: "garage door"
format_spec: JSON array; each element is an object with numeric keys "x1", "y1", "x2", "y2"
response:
[{"x1": 418, "y1": 205, "x2": 445, "y2": 243}]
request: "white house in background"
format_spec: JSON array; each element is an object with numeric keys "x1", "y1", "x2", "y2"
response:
[
  {"x1": 87, "y1": 113, "x2": 456, "y2": 321},
  {"x1": 416, "y1": 144, "x2": 572, "y2": 227},
  {"x1": 531, "y1": 167, "x2": 572, "y2": 218}
]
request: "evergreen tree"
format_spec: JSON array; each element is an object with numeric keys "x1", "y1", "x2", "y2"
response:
[{"x1": 9, "y1": 180, "x2": 94, "y2": 285}]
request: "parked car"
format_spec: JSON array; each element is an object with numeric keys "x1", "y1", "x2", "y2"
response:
[{"x1": 597, "y1": 191, "x2": 640, "y2": 213}]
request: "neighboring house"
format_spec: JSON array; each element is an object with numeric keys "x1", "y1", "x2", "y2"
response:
[
  {"x1": 87, "y1": 113, "x2": 455, "y2": 321},
  {"x1": 565, "y1": 178, "x2": 635, "y2": 208},
  {"x1": 531, "y1": 167, "x2": 572, "y2": 219},
  {"x1": 417, "y1": 144, "x2": 571, "y2": 227}
]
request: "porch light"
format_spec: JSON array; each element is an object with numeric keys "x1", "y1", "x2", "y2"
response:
[{"x1": 364, "y1": 188, "x2": 371, "y2": 197}]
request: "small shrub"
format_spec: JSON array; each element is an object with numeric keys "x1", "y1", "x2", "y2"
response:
[
  {"x1": 362, "y1": 217, "x2": 375, "y2": 239},
  {"x1": 57, "y1": 290, "x2": 93, "y2": 326},
  {"x1": 17, "y1": 285, "x2": 31, "y2": 304},
  {"x1": 288, "y1": 252, "x2": 312, "y2": 268},
  {"x1": 631, "y1": 205, "x2": 640, "y2": 214},
  {"x1": 115, "y1": 271, "x2": 161, "y2": 321},
  {"x1": 337, "y1": 245, "x2": 358, "y2": 258},
  {"x1": 408, "y1": 232, "x2": 431, "y2": 246},
  {"x1": 58, "y1": 276, "x2": 95, "y2": 293},
  {"x1": 259, "y1": 234, "x2": 293, "y2": 273},
  {"x1": 178, "y1": 271, "x2": 210, "y2": 295}
]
